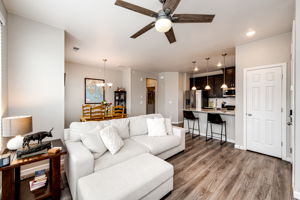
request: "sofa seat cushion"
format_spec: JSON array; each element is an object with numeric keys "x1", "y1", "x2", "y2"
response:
[
  {"x1": 94, "y1": 139, "x2": 149, "y2": 171},
  {"x1": 78, "y1": 153, "x2": 173, "y2": 200},
  {"x1": 131, "y1": 135, "x2": 181, "y2": 155}
]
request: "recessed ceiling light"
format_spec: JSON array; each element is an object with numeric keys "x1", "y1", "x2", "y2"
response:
[
  {"x1": 217, "y1": 62, "x2": 222, "y2": 67},
  {"x1": 194, "y1": 67, "x2": 199, "y2": 72},
  {"x1": 246, "y1": 30, "x2": 256, "y2": 37}
]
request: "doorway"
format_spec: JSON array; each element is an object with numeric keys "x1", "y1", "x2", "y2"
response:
[
  {"x1": 244, "y1": 63, "x2": 286, "y2": 158},
  {"x1": 146, "y1": 78, "x2": 157, "y2": 114}
]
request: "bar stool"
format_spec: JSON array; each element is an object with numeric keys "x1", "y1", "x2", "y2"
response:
[
  {"x1": 183, "y1": 111, "x2": 200, "y2": 139},
  {"x1": 206, "y1": 113, "x2": 227, "y2": 145}
]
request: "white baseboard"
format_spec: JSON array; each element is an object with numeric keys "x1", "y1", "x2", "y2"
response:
[
  {"x1": 234, "y1": 144, "x2": 246, "y2": 150},
  {"x1": 294, "y1": 190, "x2": 300, "y2": 199},
  {"x1": 282, "y1": 156, "x2": 292, "y2": 163},
  {"x1": 21, "y1": 159, "x2": 64, "y2": 178},
  {"x1": 172, "y1": 121, "x2": 183, "y2": 125},
  {"x1": 187, "y1": 132, "x2": 235, "y2": 143}
]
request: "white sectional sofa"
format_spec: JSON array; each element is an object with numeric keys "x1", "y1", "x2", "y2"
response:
[{"x1": 64, "y1": 114, "x2": 185, "y2": 200}]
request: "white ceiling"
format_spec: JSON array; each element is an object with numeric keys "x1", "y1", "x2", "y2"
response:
[{"x1": 3, "y1": 0, "x2": 294, "y2": 72}]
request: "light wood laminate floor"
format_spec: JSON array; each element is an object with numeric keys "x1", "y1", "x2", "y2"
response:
[{"x1": 165, "y1": 134, "x2": 293, "y2": 200}]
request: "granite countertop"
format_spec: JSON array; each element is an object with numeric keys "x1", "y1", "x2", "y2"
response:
[{"x1": 183, "y1": 108, "x2": 235, "y2": 116}]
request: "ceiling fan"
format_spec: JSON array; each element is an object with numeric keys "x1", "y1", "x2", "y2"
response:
[{"x1": 115, "y1": 0, "x2": 215, "y2": 44}]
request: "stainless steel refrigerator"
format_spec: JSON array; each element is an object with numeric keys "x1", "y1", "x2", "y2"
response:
[{"x1": 184, "y1": 90, "x2": 208, "y2": 109}]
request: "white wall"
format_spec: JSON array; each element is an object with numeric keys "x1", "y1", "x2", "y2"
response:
[
  {"x1": 7, "y1": 14, "x2": 65, "y2": 139},
  {"x1": 158, "y1": 72, "x2": 185, "y2": 123},
  {"x1": 235, "y1": 32, "x2": 292, "y2": 155},
  {"x1": 65, "y1": 62, "x2": 123, "y2": 127},
  {"x1": 122, "y1": 68, "x2": 132, "y2": 115},
  {"x1": 0, "y1": 0, "x2": 7, "y2": 152},
  {"x1": 178, "y1": 73, "x2": 184, "y2": 122},
  {"x1": 130, "y1": 70, "x2": 158, "y2": 116},
  {"x1": 294, "y1": 0, "x2": 300, "y2": 196}
]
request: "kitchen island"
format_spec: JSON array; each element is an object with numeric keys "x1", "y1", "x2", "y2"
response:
[{"x1": 183, "y1": 108, "x2": 235, "y2": 143}]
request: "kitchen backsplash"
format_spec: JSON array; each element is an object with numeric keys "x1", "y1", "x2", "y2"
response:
[{"x1": 208, "y1": 98, "x2": 236, "y2": 108}]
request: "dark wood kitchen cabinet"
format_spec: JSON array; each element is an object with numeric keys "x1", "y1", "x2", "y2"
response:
[
  {"x1": 214, "y1": 75, "x2": 224, "y2": 98},
  {"x1": 225, "y1": 67, "x2": 235, "y2": 88},
  {"x1": 189, "y1": 67, "x2": 235, "y2": 98}
]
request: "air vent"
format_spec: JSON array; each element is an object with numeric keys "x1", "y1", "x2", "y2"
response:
[{"x1": 73, "y1": 47, "x2": 80, "y2": 51}]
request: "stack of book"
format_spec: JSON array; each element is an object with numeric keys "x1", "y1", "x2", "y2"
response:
[{"x1": 29, "y1": 169, "x2": 47, "y2": 191}]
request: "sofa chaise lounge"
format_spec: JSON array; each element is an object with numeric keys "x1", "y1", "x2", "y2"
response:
[{"x1": 64, "y1": 114, "x2": 185, "y2": 200}]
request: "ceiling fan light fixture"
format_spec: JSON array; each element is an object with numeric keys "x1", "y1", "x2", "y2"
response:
[
  {"x1": 155, "y1": 11, "x2": 172, "y2": 33},
  {"x1": 155, "y1": 18, "x2": 172, "y2": 33}
]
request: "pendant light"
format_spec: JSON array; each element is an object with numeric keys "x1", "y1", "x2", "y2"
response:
[
  {"x1": 204, "y1": 57, "x2": 211, "y2": 90},
  {"x1": 191, "y1": 61, "x2": 197, "y2": 91},
  {"x1": 97, "y1": 59, "x2": 113, "y2": 88},
  {"x1": 220, "y1": 53, "x2": 228, "y2": 89},
  {"x1": 97, "y1": 59, "x2": 105, "y2": 87}
]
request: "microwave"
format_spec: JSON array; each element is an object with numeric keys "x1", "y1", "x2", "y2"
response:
[{"x1": 223, "y1": 88, "x2": 235, "y2": 97}]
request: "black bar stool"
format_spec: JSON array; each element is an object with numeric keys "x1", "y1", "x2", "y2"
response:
[
  {"x1": 183, "y1": 111, "x2": 200, "y2": 139},
  {"x1": 206, "y1": 113, "x2": 227, "y2": 145}
]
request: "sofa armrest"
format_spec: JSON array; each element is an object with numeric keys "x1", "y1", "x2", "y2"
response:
[
  {"x1": 65, "y1": 141, "x2": 94, "y2": 200},
  {"x1": 64, "y1": 128, "x2": 70, "y2": 141},
  {"x1": 172, "y1": 126, "x2": 185, "y2": 150}
]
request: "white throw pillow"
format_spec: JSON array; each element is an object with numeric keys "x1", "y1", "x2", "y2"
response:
[
  {"x1": 147, "y1": 118, "x2": 167, "y2": 137},
  {"x1": 80, "y1": 126, "x2": 107, "y2": 159},
  {"x1": 110, "y1": 118, "x2": 130, "y2": 139},
  {"x1": 164, "y1": 118, "x2": 173, "y2": 135},
  {"x1": 129, "y1": 116, "x2": 148, "y2": 136},
  {"x1": 100, "y1": 126, "x2": 124, "y2": 155}
]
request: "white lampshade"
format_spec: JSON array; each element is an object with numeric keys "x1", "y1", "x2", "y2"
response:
[
  {"x1": 2, "y1": 116, "x2": 32, "y2": 137},
  {"x1": 97, "y1": 82, "x2": 105, "y2": 87},
  {"x1": 107, "y1": 82, "x2": 113, "y2": 88},
  {"x1": 221, "y1": 83, "x2": 228, "y2": 89},
  {"x1": 155, "y1": 18, "x2": 172, "y2": 33},
  {"x1": 191, "y1": 86, "x2": 197, "y2": 91},
  {"x1": 205, "y1": 85, "x2": 211, "y2": 90}
]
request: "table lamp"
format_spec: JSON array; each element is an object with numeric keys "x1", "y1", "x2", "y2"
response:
[{"x1": 2, "y1": 116, "x2": 32, "y2": 150}]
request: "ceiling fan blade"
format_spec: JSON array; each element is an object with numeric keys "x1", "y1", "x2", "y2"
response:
[
  {"x1": 163, "y1": 0, "x2": 181, "y2": 14},
  {"x1": 165, "y1": 27, "x2": 176, "y2": 44},
  {"x1": 115, "y1": 0, "x2": 157, "y2": 17},
  {"x1": 173, "y1": 14, "x2": 215, "y2": 23},
  {"x1": 131, "y1": 22, "x2": 155, "y2": 38}
]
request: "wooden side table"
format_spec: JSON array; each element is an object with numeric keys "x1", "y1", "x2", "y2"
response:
[{"x1": 0, "y1": 139, "x2": 67, "y2": 200}]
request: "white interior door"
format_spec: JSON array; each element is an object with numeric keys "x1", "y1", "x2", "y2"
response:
[
  {"x1": 246, "y1": 66, "x2": 282, "y2": 158},
  {"x1": 291, "y1": 20, "x2": 296, "y2": 187}
]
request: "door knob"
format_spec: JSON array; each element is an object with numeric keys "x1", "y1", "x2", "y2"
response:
[{"x1": 287, "y1": 122, "x2": 293, "y2": 126}]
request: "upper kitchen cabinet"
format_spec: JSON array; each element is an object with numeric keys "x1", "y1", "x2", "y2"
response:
[
  {"x1": 224, "y1": 67, "x2": 235, "y2": 88},
  {"x1": 214, "y1": 75, "x2": 224, "y2": 98},
  {"x1": 189, "y1": 67, "x2": 235, "y2": 97}
]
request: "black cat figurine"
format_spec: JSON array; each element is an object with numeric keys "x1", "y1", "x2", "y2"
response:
[{"x1": 23, "y1": 128, "x2": 53, "y2": 149}]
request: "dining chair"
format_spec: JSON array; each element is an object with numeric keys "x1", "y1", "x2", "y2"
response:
[
  {"x1": 90, "y1": 105, "x2": 106, "y2": 120},
  {"x1": 81, "y1": 104, "x2": 92, "y2": 122},
  {"x1": 112, "y1": 105, "x2": 125, "y2": 119}
]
